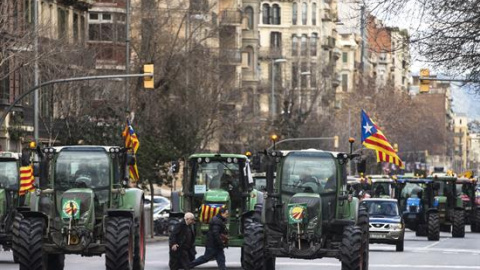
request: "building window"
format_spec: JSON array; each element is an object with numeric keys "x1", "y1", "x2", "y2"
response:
[
  {"x1": 301, "y1": 62, "x2": 308, "y2": 88},
  {"x1": 245, "y1": 46, "x2": 254, "y2": 67},
  {"x1": 312, "y1": 3, "x2": 317, "y2": 25},
  {"x1": 80, "y1": 16, "x2": 86, "y2": 44},
  {"x1": 245, "y1": 6, "x2": 254, "y2": 29},
  {"x1": 302, "y1": 2, "x2": 307, "y2": 25},
  {"x1": 0, "y1": 64, "x2": 9, "y2": 102},
  {"x1": 272, "y1": 4, "x2": 281, "y2": 25},
  {"x1": 301, "y1": 34, "x2": 308, "y2": 57},
  {"x1": 292, "y1": 63, "x2": 299, "y2": 88},
  {"x1": 311, "y1": 33, "x2": 317, "y2": 56},
  {"x1": 292, "y1": 2, "x2": 297, "y2": 25},
  {"x1": 311, "y1": 63, "x2": 317, "y2": 88},
  {"x1": 58, "y1": 8, "x2": 67, "y2": 39},
  {"x1": 271, "y1": 32, "x2": 282, "y2": 48},
  {"x1": 342, "y1": 52, "x2": 348, "y2": 63},
  {"x1": 292, "y1": 35, "x2": 298, "y2": 56},
  {"x1": 73, "y1": 13, "x2": 79, "y2": 42},
  {"x1": 24, "y1": 0, "x2": 34, "y2": 26},
  {"x1": 89, "y1": 12, "x2": 123, "y2": 42},
  {"x1": 342, "y1": 74, "x2": 348, "y2": 92},
  {"x1": 262, "y1": 4, "x2": 270, "y2": 24}
]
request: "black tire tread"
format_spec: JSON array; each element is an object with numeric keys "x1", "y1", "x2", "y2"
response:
[
  {"x1": 105, "y1": 217, "x2": 134, "y2": 270},
  {"x1": 17, "y1": 218, "x2": 45, "y2": 270},
  {"x1": 242, "y1": 221, "x2": 272, "y2": 270},
  {"x1": 427, "y1": 212, "x2": 440, "y2": 241},
  {"x1": 341, "y1": 225, "x2": 367, "y2": 270},
  {"x1": 452, "y1": 209, "x2": 465, "y2": 238}
]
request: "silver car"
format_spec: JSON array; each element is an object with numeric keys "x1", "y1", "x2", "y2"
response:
[{"x1": 360, "y1": 198, "x2": 405, "y2": 252}]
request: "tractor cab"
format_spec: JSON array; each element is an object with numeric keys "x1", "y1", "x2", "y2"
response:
[
  {"x1": 368, "y1": 175, "x2": 397, "y2": 198},
  {"x1": 456, "y1": 177, "x2": 480, "y2": 232}
]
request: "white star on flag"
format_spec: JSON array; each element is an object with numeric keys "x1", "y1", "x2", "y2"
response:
[{"x1": 363, "y1": 122, "x2": 373, "y2": 134}]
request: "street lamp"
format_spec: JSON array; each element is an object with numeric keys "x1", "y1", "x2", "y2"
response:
[
  {"x1": 271, "y1": 58, "x2": 287, "y2": 119},
  {"x1": 298, "y1": 71, "x2": 311, "y2": 113}
]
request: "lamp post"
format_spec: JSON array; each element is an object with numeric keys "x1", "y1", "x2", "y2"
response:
[
  {"x1": 271, "y1": 58, "x2": 287, "y2": 119},
  {"x1": 298, "y1": 71, "x2": 311, "y2": 113}
]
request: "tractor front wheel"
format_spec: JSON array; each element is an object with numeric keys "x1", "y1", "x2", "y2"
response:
[
  {"x1": 105, "y1": 217, "x2": 134, "y2": 270},
  {"x1": 452, "y1": 209, "x2": 465, "y2": 238},
  {"x1": 133, "y1": 202, "x2": 146, "y2": 270},
  {"x1": 17, "y1": 217, "x2": 50, "y2": 270},
  {"x1": 341, "y1": 225, "x2": 368, "y2": 270},
  {"x1": 242, "y1": 221, "x2": 274, "y2": 270},
  {"x1": 427, "y1": 213, "x2": 440, "y2": 241}
]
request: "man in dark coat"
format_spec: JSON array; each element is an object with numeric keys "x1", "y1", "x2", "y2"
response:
[
  {"x1": 169, "y1": 212, "x2": 196, "y2": 270},
  {"x1": 190, "y1": 208, "x2": 229, "y2": 270}
]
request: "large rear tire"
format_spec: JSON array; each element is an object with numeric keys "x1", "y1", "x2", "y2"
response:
[
  {"x1": 452, "y1": 209, "x2": 465, "y2": 238},
  {"x1": 105, "y1": 217, "x2": 134, "y2": 270},
  {"x1": 242, "y1": 221, "x2": 273, "y2": 270},
  {"x1": 341, "y1": 225, "x2": 368, "y2": 270},
  {"x1": 11, "y1": 212, "x2": 22, "y2": 263},
  {"x1": 427, "y1": 212, "x2": 440, "y2": 241},
  {"x1": 133, "y1": 202, "x2": 146, "y2": 270},
  {"x1": 17, "y1": 218, "x2": 46, "y2": 270}
]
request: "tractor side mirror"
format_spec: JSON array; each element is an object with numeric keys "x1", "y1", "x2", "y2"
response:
[{"x1": 251, "y1": 155, "x2": 261, "y2": 171}]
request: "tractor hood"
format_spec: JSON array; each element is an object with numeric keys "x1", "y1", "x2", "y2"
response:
[
  {"x1": 204, "y1": 189, "x2": 230, "y2": 203},
  {"x1": 58, "y1": 188, "x2": 95, "y2": 227}
]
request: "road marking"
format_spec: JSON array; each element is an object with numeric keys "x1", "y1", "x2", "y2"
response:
[
  {"x1": 420, "y1": 238, "x2": 445, "y2": 249},
  {"x1": 203, "y1": 262, "x2": 480, "y2": 269}
]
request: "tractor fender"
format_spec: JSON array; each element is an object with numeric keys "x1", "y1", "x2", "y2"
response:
[
  {"x1": 427, "y1": 208, "x2": 439, "y2": 215},
  {"x1": 454, "y1": 206, "x2": 464, "y2": 212},
  {"x1": 115, "y1": 188, "x2": 144, "y2": 221},
  {"x1": 171, "y1": 191, "x2": 181, "y2": 213},
  {"x1": 19, "y1": 211, "x2": 49, "y2": 232}
]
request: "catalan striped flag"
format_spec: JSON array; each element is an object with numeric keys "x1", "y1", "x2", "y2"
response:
[
  {"x1": 199, "y1": 204, "x2": 225, "y2": 224},
  {"x1": 361, "y1": 110, "x2": 404, "y2": 169},
  {"x1": 122, "y1": 120, "x2": 140, "y2": 182},
  {"x1": 19, "y1": 165, "x2": 34, "y2": 195}
]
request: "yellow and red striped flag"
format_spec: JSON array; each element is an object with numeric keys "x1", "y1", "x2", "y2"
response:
[
  {"x1": 19, "y1": 165, "x2": 34, "y2": 195},
  {"x1": 199, "y1": 204, "x2": 225, "y2": 224},
  {"x1": 361, "y1": 110, "x2": 404, "y2": 169},
  {"x1": 122, "y1": 120, "x2": 140, "y2": 182}
]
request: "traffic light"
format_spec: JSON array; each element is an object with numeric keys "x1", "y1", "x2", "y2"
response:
[
  {"x1": 419, "y1": 68, "x2": 430, "y2": 93},
  {"x1": 171, "y1": 160, "x2": 179, "y2": 173},
  {"x1": 143, "y1": 64, "x2": 154, "y2": 89}
]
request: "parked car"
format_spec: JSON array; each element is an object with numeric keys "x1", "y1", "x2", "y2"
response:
[
  {"x1": 360, "y1": 198, "x2": 405, "y2": 252},
  {"x1": 145, "y1": 195, "x2": 171, "y2": 235},
  {"x1": 144, "y1": 195, "x2": 170, "y2": 209}
]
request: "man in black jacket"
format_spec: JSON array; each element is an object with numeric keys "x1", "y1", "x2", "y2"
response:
[
  {"x1": 169, "y1": 212, "x2": 196, "y2": 270},
  {"x1": 190, "y1": 208, "x2": 229, "y2": 270}
]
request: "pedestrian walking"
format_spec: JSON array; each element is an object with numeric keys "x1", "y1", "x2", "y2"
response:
[
  {"x1": 190, "y1": 208, "x2": 229, "y2": 270},
  {"x1": 169, "y1": 212, "x2": 196, "y2": 270}
]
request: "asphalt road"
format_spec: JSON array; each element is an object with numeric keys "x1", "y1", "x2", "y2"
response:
[{"x1": 2, "y1": 228, "x2": 480, "y2": 269}]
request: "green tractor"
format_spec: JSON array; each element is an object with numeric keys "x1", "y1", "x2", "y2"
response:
[
  {"x1": 428, "y1": 173, "x2": 465, "y2": 238},
  {"x1": 455, "y1": 177, "x2": 480, "y2": 232},
  {"x1": 396, "y1": 177, "x2": 440, "y2": 240},
  {"x1": 14, "y1": 145, "x2": 146, "y2": 270},
  {"x1": 169, "y1": 153, "x2": 263, "y2": 254},
  {"x1": 369, "y1": 175, "x2": 397, "y2": 199},
  {"x1": 242, "y1": 140, "x2": 369, "y2": 270},
  {"x1": 0, "y1": 151, "x2": 24, "y2": 261}
]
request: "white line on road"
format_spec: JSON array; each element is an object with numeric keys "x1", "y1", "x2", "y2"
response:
[
  {"x1": 188, "y1": 262, "x2": 480, "y2": 269},
  {"x1": 419, "y1": 238, "x2": 446, "y2": 249}
]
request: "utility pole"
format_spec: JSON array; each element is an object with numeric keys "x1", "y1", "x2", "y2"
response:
[
  {"x1": 125, "y1": 0, "x2": 131, "y2": 113},
  {"x1": 34, "y1": 0, "x2": 39, "y2": 143}
]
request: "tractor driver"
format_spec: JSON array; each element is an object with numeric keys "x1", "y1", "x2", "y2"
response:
[{"x1": 75, "y1": 163, "x2": 98, "y2": 187}]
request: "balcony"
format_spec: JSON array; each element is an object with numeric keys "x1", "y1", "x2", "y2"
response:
[
  {"x1": 333, "y1": 48, "x2": 341, "y2": 61},
  {"x1": 332, "y1": 73, "x2": 341, "y2": 88},
  {"x1": 219, "y1": 9, "x2": 243, "y2": 26},
  {"x1": 322, "y1": 36, "x2": 335, "y2": 49},
  {"x1": 259, "y1": 47, "x2": 283, "y2": 59},
  {"x1": 219, "y1": 49, "x2": 242, "y2": 65}
]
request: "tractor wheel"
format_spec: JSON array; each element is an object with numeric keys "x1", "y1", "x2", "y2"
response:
[
  {"x1": 105, "y1": 217, "x2": 134, "y2": 270},
  {"x1": 45, "y1": 254, "x2": 65, "y2": 269},
  {"x1": 17, "y1": 217, "x2": 47, "y2": 270},
  {"x1": 395, "y1": 239, "x2": 404, "y2": 252},
  {"x1": 11, "y1": 212, "x2": 22, "y2": 263},
  {"x1": 427, "y1": 213, "x2": 440, "y2": 241},
  {"x1": 341, "y1": 225, "x2": 368, "y2": 270},
  {"x1": 472, "y1": 209, "x2": 480, "y2": 233},
  {"x1": 133, "y1": 202, "x2": 146, "y2": 270},
  {"x1": 242, "y1": 221, "x2": 273, "y2": 270},
  {"x1": 357, "y1": 207, "x2": 369, "y2": 241},
  {"x1": 415, "y1": 225, "x2": 427, "y2": 237},
  {"x1": 452, "y1": 210, "x2": 465, "y2": 238}
]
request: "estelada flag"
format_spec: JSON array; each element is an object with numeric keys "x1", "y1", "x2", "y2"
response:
[
  {"x1": 199, "y1": 204, "x2": 224, "y2": 224},
  {"x1": 122, "y1": 120, "x2": 140, "y2": 182},
  {"x1": 19, "y1": 165, "x2": 34, "y2": 195},
  {"x1": 361, "y1": 110, "x2": 404, "y2": 169}
]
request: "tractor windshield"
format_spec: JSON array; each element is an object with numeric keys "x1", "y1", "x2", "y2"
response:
[
  {"x1": 280, "y1": 152, "x2": 337, "y2": 194},
  {"x1": 193, "y1": 160, "x2": 241, "y2": 193},
  {"x1": 434, "y1": 181, "x2": 454, "y2": 197},
  {"x1": 0, "y1": 161, "x2": 18, "y2": 189},
  {"x1": 55, "y1": 150, "x2": 110, "y2": 190}
]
